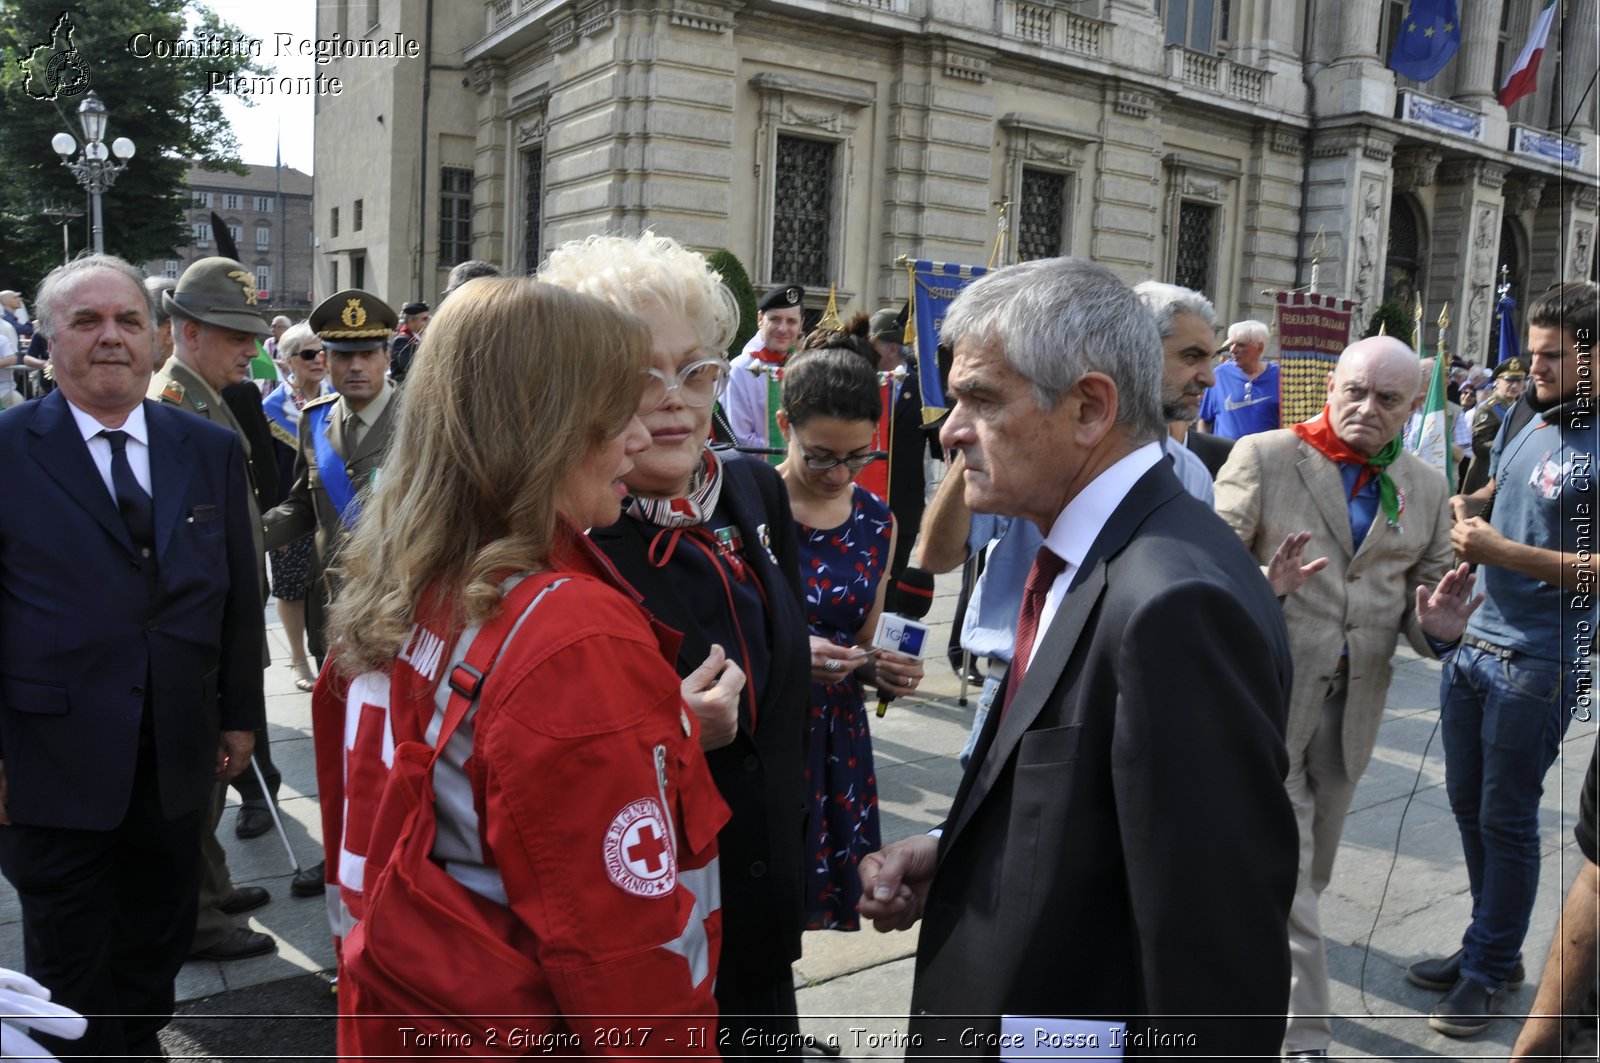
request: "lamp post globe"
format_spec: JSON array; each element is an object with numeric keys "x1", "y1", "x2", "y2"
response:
[{"x1": 50, "y1": 90, "x2": 133, "y2": 255}]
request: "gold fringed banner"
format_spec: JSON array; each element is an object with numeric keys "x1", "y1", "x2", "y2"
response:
[{"x1": 1276, "y1": 290, "x2": 1356, "y2": 426}]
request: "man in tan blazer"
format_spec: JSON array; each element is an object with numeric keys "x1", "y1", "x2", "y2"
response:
[{"x1": 1214, "y1": 336, "x2": 1482, "y2": 1059}]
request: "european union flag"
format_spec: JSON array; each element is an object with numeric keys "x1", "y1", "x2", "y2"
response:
[{"x1": 1388, "y1": 0, "x2": 1462, "y2": 82}]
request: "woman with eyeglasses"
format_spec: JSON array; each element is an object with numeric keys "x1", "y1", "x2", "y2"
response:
[
  {"x1": 539, "y1": 233, "x2": 815, "y2": 1055},
  {"x1": 262, "y1": 322, "x2": 329, "y2": 691},
  {"x1": 776, "y1": 320, "x2": 926, "y2": 932}
]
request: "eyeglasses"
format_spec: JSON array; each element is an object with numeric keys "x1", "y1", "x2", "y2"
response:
[
  {"x1": 296, "y1": 348, "x2": 324, "y2": 360},
  {"x1": 641, "y1": 357, "x2": 729, "y2": 412},
  {"x1": 800, "y1": 449, "x2": 885, "y2": 472}
]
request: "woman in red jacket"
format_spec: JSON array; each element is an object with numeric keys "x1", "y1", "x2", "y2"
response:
[{"x1": 317, "y1": 278, "x2": 736, "y2": 1057}]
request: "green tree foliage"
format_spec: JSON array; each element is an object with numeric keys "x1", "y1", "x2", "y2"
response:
[
  {"x1": 706, "y1": 248, "x2": 758, "y2": 358},
  {"x1": 1363, "y1": 298, "x2": 1415, "y2": 342},
  {"x1": 0, "y1": 0, "x2": 268, "y2": 292}
]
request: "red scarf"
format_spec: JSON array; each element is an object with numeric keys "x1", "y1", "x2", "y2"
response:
[
  {"x1": 750, "y1": 346, "x2": 786, "y2": 366},
  {"x1": 1291, "y1": 405, "x2": 1405, "y2": 527}
]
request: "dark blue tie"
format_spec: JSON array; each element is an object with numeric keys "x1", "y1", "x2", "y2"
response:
[{"x1": 100, "y1": 429, "x2": 154, "y2": 551}]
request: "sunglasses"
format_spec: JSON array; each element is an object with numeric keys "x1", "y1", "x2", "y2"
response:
[{"x1": 296, "y1": 348, "x2": 325, "y2": 360}]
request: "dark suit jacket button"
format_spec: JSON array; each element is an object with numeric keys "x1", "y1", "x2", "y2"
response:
[
  {"x1": 748, "y1": 860, "x2": 767, "y2": 878},
  {"x1": 743, "y1": 755, "x2": 759, "y2": 771},
  {"x1": 141, "y1": 547, "x2": 152, "y2": 558}
]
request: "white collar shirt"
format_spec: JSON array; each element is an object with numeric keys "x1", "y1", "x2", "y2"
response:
[
  {"x1": 1036, "y1": 441, "x2": 1163, "y2": 640},
  {"x1": 68, "y1": 398, "x2": 152, "y2": 500}
]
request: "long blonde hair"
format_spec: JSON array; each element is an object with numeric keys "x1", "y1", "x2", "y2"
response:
[{"x1": 328, "y1": 278, "x2": 649, "y2": 674}]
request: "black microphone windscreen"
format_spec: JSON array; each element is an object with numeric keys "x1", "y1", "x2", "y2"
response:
[{"x1": 890, "y1": 567, "x2": 936, "y2": 620}]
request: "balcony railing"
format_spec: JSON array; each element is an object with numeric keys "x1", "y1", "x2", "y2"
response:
[
  {"x1": 1000, "y1": 0, "x2": 1106, "y2": 59},
  {"x1": 1166, "y1": 45, "x2": 1270, "y2": 105}
]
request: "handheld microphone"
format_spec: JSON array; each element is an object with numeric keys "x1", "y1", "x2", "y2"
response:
[{"x1": 874, "y1": 567, "x2": 935, "y2": 717}]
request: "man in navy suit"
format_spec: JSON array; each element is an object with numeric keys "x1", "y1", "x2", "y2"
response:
[
  {"x1": 860, "y1": 258, "x2": 1298, "y2": 1057},
  {"x1": 0, "y1": 255, "x2": 264, "y2": 1059}
]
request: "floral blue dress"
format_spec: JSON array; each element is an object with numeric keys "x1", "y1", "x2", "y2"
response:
[{"x1": 799, "y1": 485, "x2": 893, "y2": 930}]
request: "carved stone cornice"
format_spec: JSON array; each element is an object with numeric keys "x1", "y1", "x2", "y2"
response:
[
  {"x1": 1505, "y1": 176, "x2": 1545, "y2": 214},
  {"x1": 1393, "y1": 148, "x2": 1442, "y2": 192}
]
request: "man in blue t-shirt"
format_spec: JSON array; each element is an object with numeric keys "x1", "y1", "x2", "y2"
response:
[
  {"x1": 1409, "y1": 281, "x2": 1599, "y2": 1038},
  {"x1": 1198, "y1": 319, "x2": 1280, "y2": 439}
]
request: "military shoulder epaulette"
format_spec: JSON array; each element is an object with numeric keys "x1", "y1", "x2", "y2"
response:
[
  {"x1": 303, "y1": 393, "x2": 340, "y2": 411},
  {"x1": 158, "y1": 380, "x2": 186, "y2": 405}
]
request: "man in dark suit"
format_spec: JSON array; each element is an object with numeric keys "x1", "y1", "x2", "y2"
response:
[
  {"x1": 0, "y1": 255, "x2": 264, "y2": 1058},
  {"x1": 860, "y1": 257, "x2": 1299, "y2": 1057}
]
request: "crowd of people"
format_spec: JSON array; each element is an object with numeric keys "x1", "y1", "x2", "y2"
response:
[{"x1": 0, "y1": 237, "x2": 1593, "y2": 1062}]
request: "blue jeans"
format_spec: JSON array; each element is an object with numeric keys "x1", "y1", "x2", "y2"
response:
[
  {"x1": 959, "y1": 671, "x2": 1005, "y2": 770},
  {"x1": 1440, "y1": 644, "x2": 1580, "y2": 991}
]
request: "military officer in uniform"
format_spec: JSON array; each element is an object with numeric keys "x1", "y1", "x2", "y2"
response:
[
  {"x1": 148, "y1": 256, "x2": 279, "y2": 961},
  {"x1": 263, "y1": 289, "x2": 399, "y2": 896},
  {"x1": 1461, "y1": 356, "x2": 1528, "y2": 495}
]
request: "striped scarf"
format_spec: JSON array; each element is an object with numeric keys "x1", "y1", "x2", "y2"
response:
[{"x1": 624, "y1": 448, "x2": 725, "y2": 529}]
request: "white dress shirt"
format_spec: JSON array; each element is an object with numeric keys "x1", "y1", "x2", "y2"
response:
[
  {"x1": 1036, "y1": 442, "x2": 1163, "y2": 638},
  {"x1": 67, "y1": 398, "x2": 152, "y2": 500}
]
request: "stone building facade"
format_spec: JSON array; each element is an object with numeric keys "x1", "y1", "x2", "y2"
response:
[
  {"x1": 144, "y1": 163, "x2": 315, "y2": 315},
  {"x1": 314, "y1": 0, "x2": 1598, "y2": 364}
]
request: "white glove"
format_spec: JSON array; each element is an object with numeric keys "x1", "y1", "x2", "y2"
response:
[{"x1": 0, "y1": 968, "x2": 86, "y2": 1061}]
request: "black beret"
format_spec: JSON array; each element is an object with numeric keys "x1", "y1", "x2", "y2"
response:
[{"x1": 758, "y1": 284, "x2": 805, "y2": 312}]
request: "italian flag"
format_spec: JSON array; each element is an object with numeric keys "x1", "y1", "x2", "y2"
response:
[
  {"x1": 1411, "y1": 355, "x2": 1452, "y2": 486},
  {"x1": 1498, "y1": 0, "x2": 1557, "y2": 109}
]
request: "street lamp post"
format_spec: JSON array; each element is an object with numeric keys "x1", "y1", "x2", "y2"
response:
[
  {"x1": 50, "y1": 91, "x2": 135, "y2": 255},
  {"x1": 42, "y1": 204, "x2": 86, "y2": 265}
]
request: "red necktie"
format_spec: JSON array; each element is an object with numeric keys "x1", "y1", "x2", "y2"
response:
[{"x1": 1001, "y1": 546, "x2": 1067, "y2": 719}]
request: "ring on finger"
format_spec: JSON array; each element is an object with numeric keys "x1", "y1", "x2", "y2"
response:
[{"x1": 825, "y1": 659, "x2": 841, "y2": 673}]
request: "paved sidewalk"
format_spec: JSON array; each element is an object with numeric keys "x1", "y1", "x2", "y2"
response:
[{"x1": 1, "y1": 576, "x2": 1593, "y2": 1059}]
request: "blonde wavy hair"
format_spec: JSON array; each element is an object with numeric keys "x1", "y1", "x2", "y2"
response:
[
  {"x1": 328, "y1": 277, "x2": 649, "y2": 674},
  {"x1": 536, "y1": 231, "x2": 739, "y2": 353}
]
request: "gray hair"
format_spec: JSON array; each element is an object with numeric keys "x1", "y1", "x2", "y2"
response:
[
  {"x1": 940, "y1": 257, "x2": 1166, "y2": 442},
  {"x1": 36, "y1": 254, "x2": 154, "y2": 339},
  {"x1": 271, "y1": 315, "x2": 292, "y2": 329},
  {"x1": 143, "y1": 276, "x2": 176, "y2": 325},
  {"x1": 1227, "y1": 319, "x2": 1271, "y2": 348},
  {"x1": 1132, "y1": 281, "x2": 1217, "y2": 339},
  {"x1": 445, "y1": 259, "x2": 501, "y2": 292},
  {"x1": 277, "y1": 321, "x2": 316, "y2": 359}
]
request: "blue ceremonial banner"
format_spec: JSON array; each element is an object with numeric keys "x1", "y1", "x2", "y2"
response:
[
  {"x1": 1388, "y1": 0, "x2": 1461, "y2": 82},
  {"x1": 1497, "y1": 293, "x2": 1519, "y2": 367},
  {"x1": 909, "y1": 260, "x2": 988, "y2": 414}
]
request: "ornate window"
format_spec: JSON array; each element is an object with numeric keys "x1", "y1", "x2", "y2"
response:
[
  {"x1": 1000, "y1": 115, "x2": 1084, "y2": 263},
  {"x1": 192, "y1": 222, "x2": 211, "y2": 248},
  {"x1": 163, "y1": 260, "x2": 179, "y2": 278},
  {"x1": 255, "y1": 196, "x2": 274, "y2": 213},
  {"x1": 749, "y1": 71, "x2": 871, "y2": 289},
  {"x1": 256, "y1": 225, "x2": 270, "y2": 251},
  {"x1": 439, "y1": 167, "x2": 473, "y2": 268},
  {"x1": 1018, "y1": 168, "x2": 1068, "y2": 261},
  {"x1": 192, "y1": 191, "x2": 210, "y2": 208},
  {"x1": 771, "y1": 136, "x2": 836, "y2": 286},
  {"x1": 256, "y1": 264, "x2": 271, "y2": 298},
  {"x1": 1174, "y1": 202, "x2": 1216, "y2": 294},
  {"x1": 223, "y1": 193, "x2": 241, "y2": 210},
  {"x1": 522, "y1": 145, "x2": 544, "y2": 275}
]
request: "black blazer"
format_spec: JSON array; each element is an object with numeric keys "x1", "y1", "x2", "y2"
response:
[
  {"x1": 907, "y1": 461, "x2": 1298, "y2": 1057},
  {"x1": 1185, "y1": 429, "x2": 1235, "y2": 480},
  {"x1": 590, "y1": 454, "x2": 811, "y2": 984},
  {"x1": 0, "y1": 393, "x2": 265, "y2": 830}
]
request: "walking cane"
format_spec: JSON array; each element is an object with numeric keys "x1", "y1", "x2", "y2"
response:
[{"x1": 249, "y1": 754, "x2": 303, "y2": 875}]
